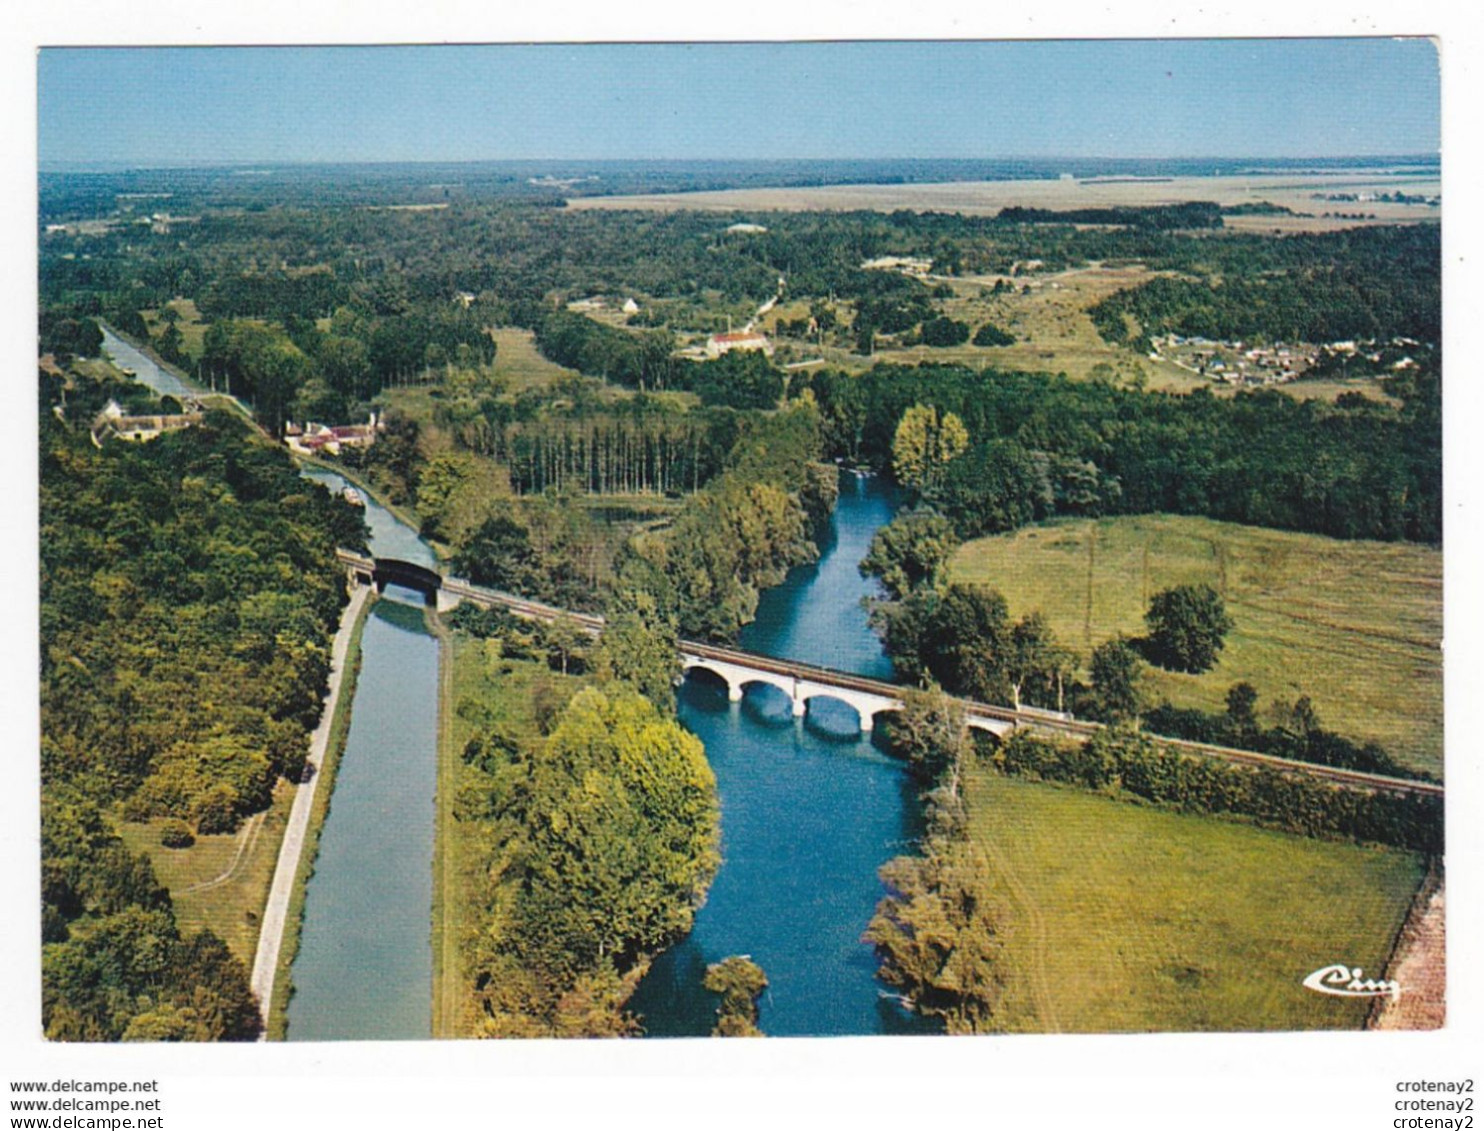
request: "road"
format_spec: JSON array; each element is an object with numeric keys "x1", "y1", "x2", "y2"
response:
[{"x1": 248, "y1": 584, "x2": 372, "y2": 1032}]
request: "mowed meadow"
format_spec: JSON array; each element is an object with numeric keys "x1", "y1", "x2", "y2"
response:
[
  {"x1": 950, "y1": 514, "x2": 1443, "y2": 778},
  {"x1": 962, "y1": 768, "x2": 1424, "y2": 1032},
  {"x1": 117, "y1": 780, "x2": 295, "y2": 965}
]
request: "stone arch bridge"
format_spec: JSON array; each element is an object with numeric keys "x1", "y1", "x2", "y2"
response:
[
  {"x1": 678, "y1": 641, "x2": 1019, "y2": 738},
  {"x1": 333, "y1": 550, "x2": 1443, "y2": 800}
]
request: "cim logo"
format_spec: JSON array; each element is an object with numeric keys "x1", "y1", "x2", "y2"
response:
[{"x1": 1303, "y1": 963, "x2": 1401, "y2": 1001}]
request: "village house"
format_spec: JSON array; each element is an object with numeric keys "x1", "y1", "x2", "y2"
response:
[
  {"x1": 90, "y1": 399, "x2": 203, "y2": 447},
  {"x1": 286, "y1": 413, "x2": 382, "y2": 456},
  {"x1": 860, "y1": 255, "x2": 933, "y2": 279},
  {"x1": 704, "y1": 330, "x2": 774, "y2": 359}
]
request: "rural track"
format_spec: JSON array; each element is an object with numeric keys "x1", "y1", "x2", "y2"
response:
[
  {"x1": 178, "y1": 811, "x2": 265, "y2": 896},
  {"x1": 971, "y1": 828, "x2": 1061, "y2": 1033},
  {"x1": 249, "y1": 583, "x2": 371, "y2": 1030}
]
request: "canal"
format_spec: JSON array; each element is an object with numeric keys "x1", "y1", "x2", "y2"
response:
[
  {"x1": 286, "y1": 470, "x2": 440, "y2": 1041},
  {"x1": 98, "y1": 329, "x2": 445, "y2": 1040},
  {"x1": 99, "y1": 326, "x2": 196, "y2": 400},
  {"x1": 104, "y1": 337, "x2": 927, "y2": 1037}
]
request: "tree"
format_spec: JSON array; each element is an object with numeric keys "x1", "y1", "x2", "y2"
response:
[
  {"x1": 519, "y1": 687, "x2": 721, "y2": 972},
  {"x1": 1144, "y1": 584, "x2": 1234, "y2": 673},
  {"x1": 919, "y1": 316, "x2": 970, "y2": 348},
  {"x1": 451, "y1": 515, "x2": 541, "y2": 594},
  {"x1": 156, "y1": 322, "x2": 185, "y2": 366},
  {"x1": 924, "y1": 583, "x2": 1013, "y2": 704},
  {"x1": 1087, "y1": 637, "x2": 1147, "y2": 723},
  {"x1": 595, "y1": 590, "x2": 681, "y2": 714},
  {"x1": 885, "y1": 683, "x2": 969, "y2": 793},
  {"x1": 933, "y1": 440, "x2": 1049, "y2": 536},
  {"x1": 892, "y1": 404, "x2": 968, "y2": 495},
  {"x1": 858, "y1": 511, "x2": 959, "y2": 600},
  {"x1": 1225, "y1": 682, "x2": 1260, "y2": 745},
  {"x1": 704, "y1": 956, "x2": 768, "y2": 1037},
  {"x1": 1006, "y1": 612, "x2": 1075, "y2": 713},
  {"x1": 864, "y1": 847, "x2": 1005, "y2": 1034},
  {"x1": 972, "y1": 322, "x2": 1015, "y2": 347},
  {"x1": 544, "y1": 613, "x2": 589, "y2": 677}
]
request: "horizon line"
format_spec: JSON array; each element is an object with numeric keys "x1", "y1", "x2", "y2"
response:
[{"x1": 39, "y1": 152, "x2": 1444, "y2": 175}]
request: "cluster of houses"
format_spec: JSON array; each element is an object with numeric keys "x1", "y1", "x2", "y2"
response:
[
  {"x1": 285, "y1": 414, "x2": 382, "y2": 456},
  {"x1": 89, "y1": 398, "x2": 386, "y2": 458},
  {"x1": 1151, "y1": 334, "x2": 1423, "y2": 386},
  {"x1": 1151, "y1": 334, "x2": 1318, "y2": 385}
]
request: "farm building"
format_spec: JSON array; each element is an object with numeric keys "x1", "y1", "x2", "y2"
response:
[{"x1": 704, "y1": 331, "x2": 774, "y2": 359}]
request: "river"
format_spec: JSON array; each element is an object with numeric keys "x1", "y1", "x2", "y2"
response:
[
  {"x1": 107, "y1": 341, "x2": 926, "y2": 1038},
  {"x1": 628, "y1": 471, "x2": 936, "y2": 1037}
]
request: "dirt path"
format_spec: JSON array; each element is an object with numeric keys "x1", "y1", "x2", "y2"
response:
[
  {"x1": 248, "y1": 584, "x2": 371, "y2": 1032},
  {"x1": 179, "y1": 811, "x2": 265, "y2": 895},
  {"x1": 971, "y1": 831, "x2": 1061, "y2": 1033},
  {"x1": 1371, "y1": 872, "x2": 1446, "y2": 1030}
]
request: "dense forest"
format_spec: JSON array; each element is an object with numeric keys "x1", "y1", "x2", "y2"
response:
[
  {"x1": 39, "y1": 373, "x2": 366, "y2": 1039},
  {"x1": 806, "y1": 362, "x2": 1441, "y2": 544},
  {"x1": 1088, "y1": 224, "x2": 1439, "y2": 349},
  {"x1": 451, "y1": 680, "x2": 720, "y2": 1036}
]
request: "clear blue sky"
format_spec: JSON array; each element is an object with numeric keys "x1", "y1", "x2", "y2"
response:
[{"x1": 38, "y1": 39, "x2": 1439, "y2": 167}]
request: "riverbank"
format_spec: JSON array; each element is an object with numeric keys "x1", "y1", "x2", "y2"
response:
[
  {"x1": 298, "y1": 453, "x2": 433, "y2": 556},
  {"x1": 252, "y1": 584, "x2": 373, "y2": 1039},
  {"x1": 429, "y1": 609, "x2": 459, "y2": 1038}
]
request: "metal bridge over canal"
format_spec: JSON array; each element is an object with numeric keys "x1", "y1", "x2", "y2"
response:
[{"x1": 335, "y1": 550, "x2": 1443, "y2": 801}]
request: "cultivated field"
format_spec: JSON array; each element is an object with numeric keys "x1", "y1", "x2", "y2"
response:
[
  {"x1": 569, "y1": 170, "x2": 1441, "y2": 233},
  {"x1": 962, "y1": 767, "x2": 1424, "y2": 1032},
  {"x1": 950, "y1": 514, "x2": 1443, "y2": 777},
  {"x1": 118, "y1": 779, "x2": 294, "y2": 965}
]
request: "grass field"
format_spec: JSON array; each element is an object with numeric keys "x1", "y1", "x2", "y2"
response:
[
  {"x1": 141, "y1": 298, "x2": 209, "y2": 361},
  {"x1": 950, "y1": 514, "x2": 1442, "y2": 777},
  {"x1": 489, "y1": 327, "x2": 581, "y2": 391},
  {"x1": 962, "y1": 767, "x2": 1424, "y2": 1032},
  {"x1": 119, "y1": 779, "x2": 293, "y2": 967}
]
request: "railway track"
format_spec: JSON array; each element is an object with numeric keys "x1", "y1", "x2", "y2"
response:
[{"x1": 339, "y1": 551, "x2": 1443, "y2": 801}]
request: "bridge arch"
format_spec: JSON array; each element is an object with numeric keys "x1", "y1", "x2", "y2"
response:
[
  {"x1": 370, "y1": 557, "x2": 443, "y2": 605},
  {"x1": 796, "y1": 692, "x2": 875, "y2": 733}
]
